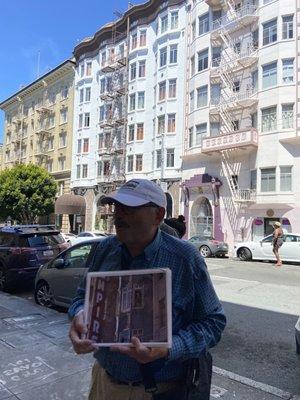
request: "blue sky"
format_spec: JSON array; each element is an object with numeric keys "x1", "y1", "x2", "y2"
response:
[{"x1": 0, "y1": 0, "x2": 144, "y2": 143}]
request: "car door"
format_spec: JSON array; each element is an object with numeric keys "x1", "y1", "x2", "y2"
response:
[
  {"x1": 47, "y1": 242, "x2": 94, "y2": 305},
  {"x1": 280, "y1": 235, "x2": 300, "y2": 261},
  {"x1": 260, "y1": 235, "x2": 275, "y2": 260}
]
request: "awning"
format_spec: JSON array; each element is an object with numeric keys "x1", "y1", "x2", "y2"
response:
[
  {"x1": 248, "y1": 203, "x2": 294, "y2": 210},
  {"x1": 55, "y1": 193, "x2": 86, "y2": 215}
]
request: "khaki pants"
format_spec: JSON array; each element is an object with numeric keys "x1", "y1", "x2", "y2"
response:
[{"x1": 88, "y1": 361, "x2": 180, "y2": 400}]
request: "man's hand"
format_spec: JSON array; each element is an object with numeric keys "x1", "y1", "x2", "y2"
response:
[
  {"x1": 69, "y1": 311, "x2": 96, "y2": 354},
  {"x1": 110, "y1": 336, "x2": 168, "y2": 364}
]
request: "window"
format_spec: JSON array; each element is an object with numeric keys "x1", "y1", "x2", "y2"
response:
[
  {"x1": 192, "y1": 21, "x2": 196, "y2": 40},
  {"x1": 282, "y1": 104, "x2": 294, "y2": 129},
  {"x1": 159, "y1": 81, "x2": 166, "y2": 101},
  {"x1": 167, "y1": 114, "x2": 176, "y2": 132},
  {"x1": 250, "y1": 170, "x2": 257, "y2": 190},
  {"x1": 282, "y1": 59, "x2": 294, "y2": 84},
  {"x1": 161, "y1": 15, "x2": 168, "y2": 33},
  {"x1": 49, "y1": 115, "x2": 55, "y2": 128},
  {"x1": 252, "y1": 70, "x2": 258, "y2": 92},
  {"x1": 191, "y1": 56, "x2": 195, "y2": 76},
  {"x1": 157, "y1": 116, "x2": 165, "y2": 134},
  {"x1": 232, "y1": 120, "x2": 239, "y2": 131},
  {"x1": 136, "y1": 154, "x2": 143, "y2": 171},
  {"x1": 59, "y1": 132, "x2": 67, "y2": 147},
  {"x1": 131, "y1": 33, "x2": 137, "y2": 50},
  {"x1": 103, "y1": 161, "x2": 110, "y2": 176},
  {"x1": 138, "y1": 60, "x2": 146, "y2": 78},
  {"x1": 80, "y1": 64, "x2": 84, "y2": 77},
  {"x1": 233, "y1": 81, "x2": 240, "y2": 93},
  {"x1": 160, "y1": 47, "x2": 167, "y2": 67},
  {"x1": 47, "y1": 159, "x2": 53, "y2": 173},
  {"x1": 251, "y1": 112, "x2": 258, "y2": 129},
  {"x1": 199, "y1": 13, "x2": 209, "y2": 35},
  {"x1": 97, "y1": 161, "x2": 102, "y2": 177},
  {"x1": 60, "y1": 108, "x2": 68, "y2": 124},
  {"x1": 76, "y1": 165, "x2": 81, "y2": 179},
  {"x1": 166, "y1": 148, "x2": 174, "y2": 167},
  {"x1": 262, "y1": 62, "x2": 277, "y2": 89},
  {"x1": 101, "y1": 51, "x2": 106, "y2": 66},
  {"x1": 261, "y1": 168, "x2": 276, "y2": 192},
  {"x1": 99, "y1": 106, "x2": 105, "y2": 122},
  {"x1": 86, "y1": 62, "x2": 92, "y2": 76},
  {"x1": 197, "y1": 85, "x2": 208, "y2": 108},
  {"x1": 136, "y1": 123, "x2": 144, "y2": 140},
  {"x1": 137, "y1": 92, "x2": 145, "y2": 109},
  {"x1": 282, "y1": 15, "x2": 293, "y2": 39},
  {"x1": 156, "y1": 149, "x2": 162, "y2": 168},
  {"x1": 189, "y1": 127, "x2": 194, "y2": 147},
  {"x1": 85, "y1": 87, "x2": 91, "y2": 102},
  {"x1": 100, "y1": 79, "x2": 105, "y2": 94},
  {"x1": 83, "y1": 138, "x2": 89, "y2": 153},
  {"x1": 168, "y1": 79, "x2": 176, "y2": 98},
  {"x1": 129, "y1": 94, "x2": 136, "y2": 111},
  {"x1": 84, "y1": 112, "x2": 90, "y2": 128},
  {"x1": 140, "y1": 30, "x2": 147, "y2": 47},
  {"x1": 171, "y1": 11, "x2": 178, "y2": 29},
  {"x1": 195, "y1": 123, "x2": 207, "y2": 145},
  {"x1": 190, "y1": 91, "x2": 194, "y2": 112},
  {"x1": 279, "y1": 166, "x2": 292, "y2": 191},
  {"x1": 82, "y1": 164, "x2": 88, "y2": 178},
  {"x1": 61, "y1": 86, "x2": 68, "y2": 99},
  {"x1": 79, "y1": 88, "x2": 84, "y2": 103},
  {"x1": 127, "y1": 155, "x2": 134, "y2": 172},
  {"x1": 230, "y1": 175, "x2": 238, "y2": 191},
  {"x1": 169, "y1": 45, "x2": 178, "y2": 64},
  {"x1": 263, "y1": 19, "x2": 277, "y2": 45},
  {"x1": 130, "y1": 63, "x2": 136, "y2": 80},
  {"x1": 261, "y1": 106, "x2": 277, "y2": 132},
  {"x1": 197, "y1": 49, "x2": 208, "y2": 72},
  {"x1": 77, "y1": 139, "x2": 82, "y2": 153},
  {"x1": 128, "y1": 125, "x2": 134, "y2": 141},
  {"x1": 58, "y1": 157, "x2": 65, "y2": 171}
]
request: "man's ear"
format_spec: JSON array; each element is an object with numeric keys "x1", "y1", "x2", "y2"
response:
[{"x1": 155, "y1": 207, "x2": 165, "y2": 225}]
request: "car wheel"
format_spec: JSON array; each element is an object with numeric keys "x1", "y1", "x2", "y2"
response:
[
  {"x1": 199, "y1": 245, "x2": 212, "y2": 258},
  {"x1": 35, "y1": 281, "x2": 54, "y2": 308},
  {"x1": 238, "y1": 247, "x2": 252, "y2": 261}
]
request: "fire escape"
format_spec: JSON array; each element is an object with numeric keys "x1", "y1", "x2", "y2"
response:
[
  {"x1": 204, "y1": 0, "x2": 259, "y2": 203},
  {"x1": 98, "y1": 20, "x2": 129, "y2": 191},
  {"x1": 35, "y1": 88, "x2": 52, "y2": 165}
]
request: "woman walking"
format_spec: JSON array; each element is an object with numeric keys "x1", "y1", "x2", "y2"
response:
[{"x1": 272, "y1": 221, "x2": 284, "y2": 267}]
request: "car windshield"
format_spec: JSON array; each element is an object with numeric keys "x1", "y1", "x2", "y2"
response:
[{"x1": 27, "y1": 233, "x2": 64, "y2": 246}]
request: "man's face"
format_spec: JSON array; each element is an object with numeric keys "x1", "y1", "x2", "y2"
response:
[{"x1": 113, "y1": 203, "x2": 164, "y2": 247}]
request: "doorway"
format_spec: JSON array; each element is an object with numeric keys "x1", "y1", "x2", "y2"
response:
[{"x1": 264, "y1": 218, "x2": 280, "y2": 236}]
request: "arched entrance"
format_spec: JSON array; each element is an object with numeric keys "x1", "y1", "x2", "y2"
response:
[
  {"x1": 55, "y1": 193, "x2": 86, "y2": 234},
  {"x1": 94, "y1": 196, "x2": 114, "y2": 234},
  {"x1": 190, "y1": 197, "x2": 213, "y2": 237}
]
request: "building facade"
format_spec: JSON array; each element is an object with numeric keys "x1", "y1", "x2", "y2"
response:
[
  {"x1": 0, "y1": 144, "x2": 3, "y2": 170},
  {"x1": 0, "y1": 60, "x2": 76, "y2": 232},
  {"x1": 71, "y1": 0, "x2": 186, "y2": 233}
]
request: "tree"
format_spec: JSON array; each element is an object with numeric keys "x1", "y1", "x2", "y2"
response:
[{"x1": 0, "y1": 164, "x2": 57, "y2": 224}]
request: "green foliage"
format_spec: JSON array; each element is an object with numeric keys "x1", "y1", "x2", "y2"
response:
[{"x1": 0, "y1": 163, "x2": 57, "y2": 223}]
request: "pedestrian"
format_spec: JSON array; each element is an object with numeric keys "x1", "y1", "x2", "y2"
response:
[
  {"x1": 68, "y1": 179, "x2": 226, "y2": 400},
  {"x1": 272, "y1": 221, "x2": 284, "y2": 267},
  {"x1": 164, "y1": 215, "x2": 186, "y2": 238}
]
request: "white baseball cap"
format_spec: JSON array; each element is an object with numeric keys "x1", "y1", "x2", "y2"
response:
[{"x1": 101, "y1": 179, "x2": 167, "y2": 209}]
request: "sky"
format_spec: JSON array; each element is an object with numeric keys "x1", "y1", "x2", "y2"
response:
[{"x1": 0, "y1": 0, "x2": 144, "y2": 143}]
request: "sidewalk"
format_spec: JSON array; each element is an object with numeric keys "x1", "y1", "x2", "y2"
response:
[{"x1": 0, "y1": 292, "x2": 299, "y2": 400}]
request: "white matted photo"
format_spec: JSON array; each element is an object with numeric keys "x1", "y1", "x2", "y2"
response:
[{"x1": 84, "y1": 268, "x2": 172, "y2": 347}]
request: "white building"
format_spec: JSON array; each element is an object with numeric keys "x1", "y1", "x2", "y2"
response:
[{"x1": 71, "y1": 0, "x2": 300, "y2": 251}]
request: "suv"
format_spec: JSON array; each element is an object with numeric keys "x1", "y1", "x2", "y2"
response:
[{"x1": 0, "y1": 225, "x2": 69, "y2": 291}]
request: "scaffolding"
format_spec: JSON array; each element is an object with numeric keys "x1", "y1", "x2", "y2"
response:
[{"x1": 97, "y1": 15, "x2": 129, "y2": 192}]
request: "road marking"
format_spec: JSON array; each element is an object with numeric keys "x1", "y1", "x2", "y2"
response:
[
  {"x1": 211, "y1": 385, "x2": 228, "y2": 398},
  {"x1": 213, "y1": 366, "x2": 295, "y2": 399}
]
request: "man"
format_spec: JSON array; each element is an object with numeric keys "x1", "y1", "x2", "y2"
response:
[{"x1": 69, "y1": 179, "x2": 226, "y2": 400}]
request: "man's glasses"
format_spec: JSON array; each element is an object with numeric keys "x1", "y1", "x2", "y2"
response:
[{"x1": 113, "y1": 202, "x2": 159, "y2": 215}]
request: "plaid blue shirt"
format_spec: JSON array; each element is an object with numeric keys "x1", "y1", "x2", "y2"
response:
[{"x1": 69, "y1": 230, "x2": 226, "y2": 383}]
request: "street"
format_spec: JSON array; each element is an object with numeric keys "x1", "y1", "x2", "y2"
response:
[{"x1": 1, "y1": 257, "x2": 299, "y2": 399}]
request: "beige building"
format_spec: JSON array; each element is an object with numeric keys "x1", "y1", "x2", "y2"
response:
[
  {"x1": 0, "y1": 143, "x2": 3, "y2": 170},
  {"x1": 0, "y1": 59, "x2": 76, "y2": 232}
]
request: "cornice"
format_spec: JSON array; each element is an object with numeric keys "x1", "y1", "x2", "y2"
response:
[{"x1": 73, "y1": 0, "x2": 186, "y2": 60}]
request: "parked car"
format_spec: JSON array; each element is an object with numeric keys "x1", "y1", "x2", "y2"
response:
[
  {"x1": 34, "y1": 238, "x2": 101, "y2": 308},
  {"x1": 71, "y1": 231, "x2": 107, "y2": 245},
  {"x1": 61, "y1": 232, "x2": 77, "y2": 244},
  {"x1": 0, "y1": 225, "x2": 68, "y2": 291},
  {"x1": 295, "y1": 316, "x2": 300, "y2": 355},
  {"x1": 188, "y1": 235, "x2": 228, "y2": 258},
  {"x1": 234, "y1": 233, "x2": 300, "y2": 263}
]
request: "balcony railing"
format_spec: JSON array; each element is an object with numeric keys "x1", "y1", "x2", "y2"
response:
[
  {"x1": 212, "y1": 4, "x2": 258, "y2": 31},
  {"x1": 202, "y1": 127, "x2": 258, "y2": 153},
  {"x1": 234, "y1": 189, "x2": 256, "y2": 203},
  {"x1": 211, "y1": 44, "x2": 258, "y2": 71}
]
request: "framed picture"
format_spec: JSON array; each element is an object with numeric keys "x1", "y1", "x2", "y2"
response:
[{"x1": 84, "y1": 268, "x2": 172, "y2": 347}]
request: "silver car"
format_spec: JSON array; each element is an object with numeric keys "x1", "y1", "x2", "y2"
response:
[
  {"x1": 34, "y1": 238, "x2": 101, "y2": 308},
  {"x1": 188, "y1": 235, "x2": 229, "y2": 258}
]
